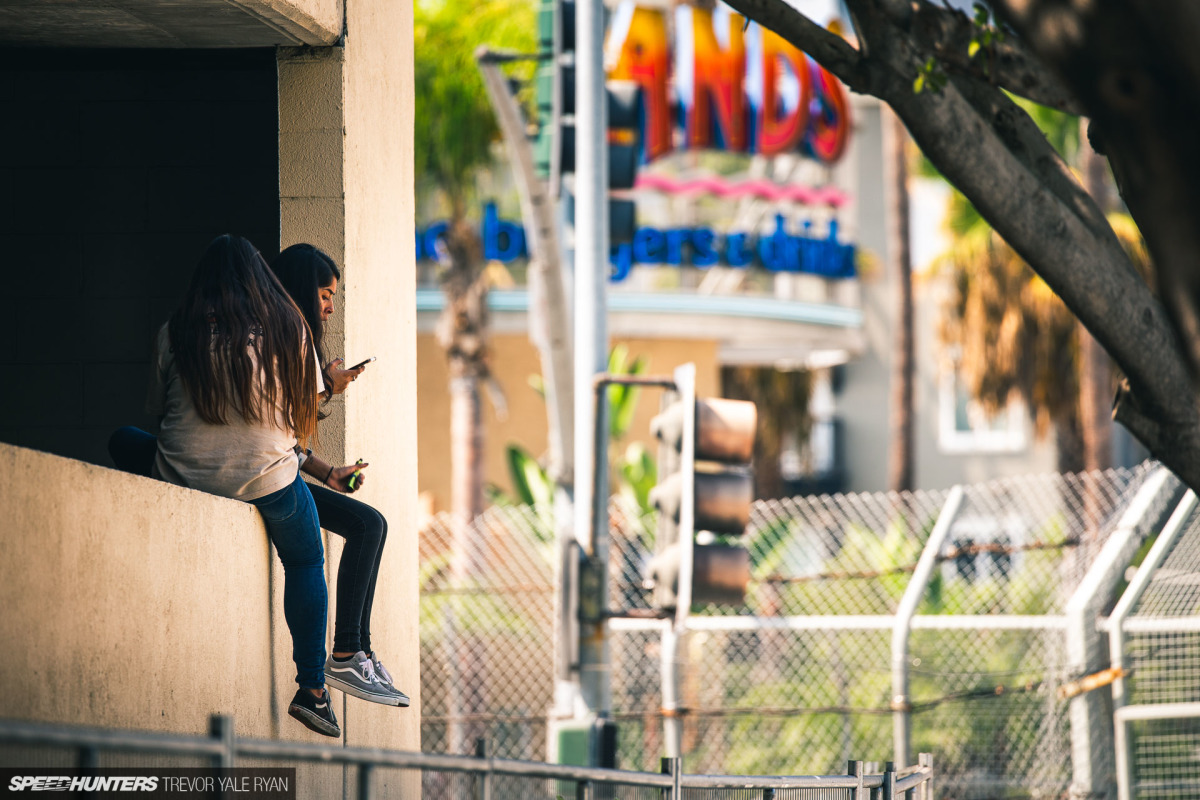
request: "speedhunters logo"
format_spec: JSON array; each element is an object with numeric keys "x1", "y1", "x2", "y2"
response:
[
  {"x1": 1, "y1": 770, "x2": 293, "y2": 798},
  {"x1": 9, "y1": 776, "x2": 158, "y2": 791}
]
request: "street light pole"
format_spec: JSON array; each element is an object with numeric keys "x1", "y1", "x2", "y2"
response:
[{"x1": 574, "y1": 0, "x2": 611, "y2": 722}]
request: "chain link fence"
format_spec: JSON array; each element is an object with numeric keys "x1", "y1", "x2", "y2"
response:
[
  {"x1": 1112, "y1": 488, "x2": 1200, "y2": 799},
  {"x1": 420, "y1": 463, "x2": 1173, "y2": 799}
]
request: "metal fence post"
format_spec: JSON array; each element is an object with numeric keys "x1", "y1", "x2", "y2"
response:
[
  {"x1": 892, "y1": 486, "x2": 964, "y2": 766},
  {"x1": 78, "y1": 746, "x2": 99, "y2": 769},
  {"x1": 475, "y1": 737, "x2": 492, "y2": 800},
  {"x1": 848, "y1": 760, "x2": 866, "y2": 800},
  {"x1": 882, "y1": 762, "x2": 896, "y2": 800},
  {"x1": 918, "y1": 753, "x2": 932, "y2": 800},
  {"x1": 661, "y1": 625, "x2": 683, "y2": 759},
  {"x1": 1063, "y1": 468, "x2": 1180, "y2": 800},
  {"x1": 660, "y1": 756, "x2": 681, "y2": 800},
  {"x1": 1108, "y1": 489, "x2": 1196, "y2": 800},
  {"x1": 357, "y1": 764, "x2": 374, "y2": 800},
  {"x1": 209, "y1": 715, "x2": 234, "y2": 769}
]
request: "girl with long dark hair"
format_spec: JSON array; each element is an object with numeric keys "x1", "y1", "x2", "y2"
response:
[
  {"x1": 269, "y1": 243, "x2": 406, "y2": 708},
  {"x1": 146, "y1": 235, "x2": 395, "y2": 738}
]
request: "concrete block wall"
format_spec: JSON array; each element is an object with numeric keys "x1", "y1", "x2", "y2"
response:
[{"x1": 0, "y1": 49, "x2": 280, "y2": 467}]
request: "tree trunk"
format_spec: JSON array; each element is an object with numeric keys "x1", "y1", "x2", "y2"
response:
[
  {"x1": 436, "y1": 216, "x2": 492, "y2": 754},
  {"x1": 1078, "y1": 118, "x2": 1115, "y2": 474},
  {"x1": 1055, "y1": 400, "x2": 1085, "y2": 475},
  {"x1": 449, "y1": 373, "x2": 485, "y2": 565},
  {"x1": 437, "y1": 217, "x2": 491, "y2": 531},
  {"x1": 885, "y1": 108, "x2": 915, "y2": 493}
]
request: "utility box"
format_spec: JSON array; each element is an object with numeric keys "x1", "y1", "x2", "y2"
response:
[{"x1": 549, "y1": 716, "x2": 618, "y2": 768}]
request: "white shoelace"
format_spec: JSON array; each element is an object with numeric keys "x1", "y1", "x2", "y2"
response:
[
  {"x1": 372, "y1": 658, "x2": 394, "y2": 686},
  {"x1": 357, "y1": 656, "x2": 381, "y2": 684}
]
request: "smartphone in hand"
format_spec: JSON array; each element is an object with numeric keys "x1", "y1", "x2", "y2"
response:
[{"x1": 348, "y1": 356, "x2": 376, "y2": 370}]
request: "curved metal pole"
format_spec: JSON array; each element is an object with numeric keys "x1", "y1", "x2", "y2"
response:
[{"x1": 891, "y1": 485, "x2": 965, "y2": 767}]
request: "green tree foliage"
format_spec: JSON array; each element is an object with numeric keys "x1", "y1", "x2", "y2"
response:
[{"x1": 414, "y1": 0, "x2": 535, "y2": 215}]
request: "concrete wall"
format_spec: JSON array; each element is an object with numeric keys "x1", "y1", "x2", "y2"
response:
[
  {"x1": 0, "y1": 443, "x2": 372, "y2": 794},
  {"x1": 417, "y1": 331, "x2": 720, "y2": 512},
  {"x1": 0, "y1": 49, "x2": 280, "y2": 468},
  {"x1": 277, "y1": 0, "x2": 421, "y2": 770}
]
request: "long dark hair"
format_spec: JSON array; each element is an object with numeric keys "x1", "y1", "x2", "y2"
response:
[
  {"x1": 271, "y1": 243, "x2": 341, "y2": 407},
  {"x1": 168, "y1": 235, "x2": 319, "y2": 444}
]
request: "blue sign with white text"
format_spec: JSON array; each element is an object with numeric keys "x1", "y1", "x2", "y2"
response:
[{"x1": 416, "y1": 203, "x2": 856, "y2": 282}]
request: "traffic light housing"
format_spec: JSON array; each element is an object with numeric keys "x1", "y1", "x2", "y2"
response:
[
  {"x1": 645, "y1": 364, "x2": 756, "y2": 619},
  {"x1": 536, "y1": 0, "x2": 640, "y2": 243},
  {"x1": 535, "y1": 0, "x2": 573, "y2": 186}
]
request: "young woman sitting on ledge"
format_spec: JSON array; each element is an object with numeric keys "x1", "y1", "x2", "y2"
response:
[{"x1": 137, "y1": 234, "x2": 403, "y2": 738}]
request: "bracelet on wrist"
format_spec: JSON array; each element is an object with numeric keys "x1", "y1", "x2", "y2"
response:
[{"x1": 324, "y1": 465, "x2": 335, "y2": 483}]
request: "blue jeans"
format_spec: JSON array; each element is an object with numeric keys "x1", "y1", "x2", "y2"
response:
[
  {"x1": 108, "y1": 426, "x2": 157, "y2": 476},
  {"x1": 248, "y1": 472, "x2": 327, "y2": 690}
]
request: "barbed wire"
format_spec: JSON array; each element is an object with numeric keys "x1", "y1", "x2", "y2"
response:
[
  {"x1": 421, "y1": 680, "x2": 1049, "y2": 727},
  {"x1": 423, "y1": 584, "x2": 554, "y2": 595},
  {"x1": 758, "y1": 538, "x2": 1079, "y2": 584}
]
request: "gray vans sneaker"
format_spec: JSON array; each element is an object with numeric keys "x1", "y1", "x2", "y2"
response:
[
  {"x1": 325, "y1": 651, "x2": 403, "y2": 706},
  {"x1": 370, "y1": 654, "x2": 411, "y2": 707}
]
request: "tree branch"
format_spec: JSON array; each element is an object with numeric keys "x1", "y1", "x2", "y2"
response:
[
  {"x1": 994, "y1": 0, "x2": 1200, "y2": 396},
  {"x1": 829, "y1": 2, "x2": 1200, "y2": 436},
  {"x1": 909, "y1": 2, "x2": 1083, "y2": 114},
  {"x1": 1114, "y1": 380, "x2": 1200, "y2": 492},
  {"x1": 719, "y1": 0, "x2": 867, "y2": 90},
  {"x1": 743, "y1": 0, "x2": 1200, "y2": 489},
  {"x1": 950, "y1": 76, "x2": 1117, "y2": 249}
]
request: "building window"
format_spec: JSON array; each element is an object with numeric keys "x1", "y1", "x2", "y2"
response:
[{"x1": 937, "y1": 367, "x2": 1027, "y2": 454}]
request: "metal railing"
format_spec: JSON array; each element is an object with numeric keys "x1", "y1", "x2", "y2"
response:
[{"x1": 0, "y1": 715, "x2": 934, "y2": 799}]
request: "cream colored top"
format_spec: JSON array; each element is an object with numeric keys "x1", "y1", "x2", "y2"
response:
[{"x1": 146, "y1": 323, "x2": 324, "y2": 501}]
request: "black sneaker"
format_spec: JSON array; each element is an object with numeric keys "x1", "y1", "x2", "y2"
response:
[{"x1": 288, "y1": 688, "x2": 341, "y2": 737}]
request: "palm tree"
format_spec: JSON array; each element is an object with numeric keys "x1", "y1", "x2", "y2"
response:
[
  {"x1": 415, "y1": 0, "x2": 535, "y2": 754},
  {"x1": 720, "y1": 366, "x2": 813, "y2": 500},
  {"x1": 885, "y1": 109, "x2": 915, "y2": 492},
  {"x1": 937, "y1": 191, "x2": 1083, "y2": 471},
  {"x1": 935, "y1": 153, "x2": 1150, "y2": 475},
  {"x1": 416, "y1": 0, "x2": 535, "y2": 532}
]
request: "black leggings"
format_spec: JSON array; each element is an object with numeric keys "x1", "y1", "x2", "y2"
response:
[
  {"x1": 109, "y1": 426, "x2": 387, "y2": 655},
  {"x1": 306, "y1": 482, "x2": 387, "y2": 655}
]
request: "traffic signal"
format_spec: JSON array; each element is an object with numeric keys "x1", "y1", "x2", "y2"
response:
[
  {"x1": 535, "y1": 0, "x2": 574, "y2": 187},
  {"x1": 606, "y1": 80, "x2": 639, "y2": 244},
  {"x1": 536, "y1": 0, "x2": 640, "y2": 243},
  {"x1": 645, "y1": 364, "x2": 756, "y2": 618}
]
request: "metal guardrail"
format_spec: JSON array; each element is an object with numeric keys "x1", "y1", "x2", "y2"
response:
[{"x1": 0, "y1": 715, "x2": 934, "y2": 799}]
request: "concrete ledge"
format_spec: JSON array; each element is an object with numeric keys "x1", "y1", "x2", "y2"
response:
[
  {"x1": 0, "y1": 442, "x2": 278, "y2": 737},
  {"x1": 0, "y1": 442, "x2": 413, "y2": 795}
]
